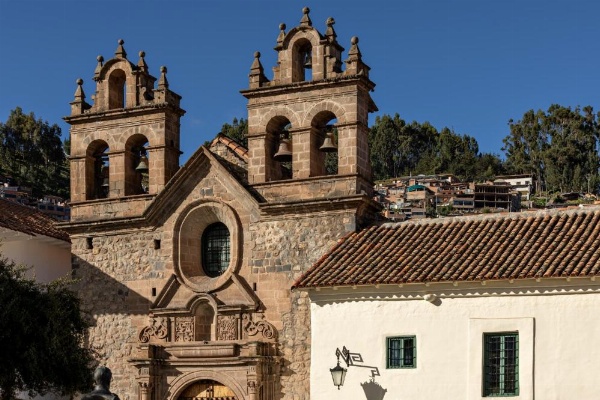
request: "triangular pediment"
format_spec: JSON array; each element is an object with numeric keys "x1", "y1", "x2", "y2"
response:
[
  {"x1": 151, "y1": 274, "x2": 259, "y2": 313},
  {"x1": 144, "y1": 145, "x2": 262, "y2": 226}
]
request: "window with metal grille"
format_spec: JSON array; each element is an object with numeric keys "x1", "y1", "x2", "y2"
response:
[
  {"x1": 387, "y1": 336, "x2": 416, "y2": 368},
  {"x1": 201, "y1": 222, "x2": 230, "y2": 278},
  {"x1": 483, "y1": 332, "x2": 519, "y2": 397}
]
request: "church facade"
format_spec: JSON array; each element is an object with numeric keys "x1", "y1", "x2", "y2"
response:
[{"x1": 62, "y1": 8, "x2": 379, "y2": 400}]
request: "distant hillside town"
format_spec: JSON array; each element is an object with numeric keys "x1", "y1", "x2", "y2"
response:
[
  {"x1": 0, "y1": 174, "x2": 70, "y2": 221},
  {"x1": 374, "y1": 173, "x2": 600, "y2": 220}
]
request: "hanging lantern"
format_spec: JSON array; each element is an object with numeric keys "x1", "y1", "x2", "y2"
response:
[{"x1": 330, "y1": 361, "x2": 347, "y2": 390}]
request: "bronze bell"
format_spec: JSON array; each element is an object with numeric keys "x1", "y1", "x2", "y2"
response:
[
  {"x1": 101, "y1": 166, "x2": 109, "y2": 188},
  {"x1": 319, "y1": 130, "x2": 338, "y2": 152},
  {"x1": 303, "y1": 50, "x2": 312, "y2": 69},
  {"x1": 273, "y1": 138, "x2": 292, "y2": 162},
  {"x1": 135, "y1": 155, "x2": 149, "y2": 173}
]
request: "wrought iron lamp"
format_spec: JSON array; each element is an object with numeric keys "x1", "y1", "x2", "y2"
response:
[
  {"x1": 330, "y1": 346, "x2": 380, "y2": 390},
  {"x1": 330, "y1": 357, "x2": 347, "y2": 390}
]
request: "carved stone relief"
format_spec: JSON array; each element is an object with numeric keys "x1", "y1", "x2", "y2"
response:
[
  {"x1": 139, "y1": 317, "x2": 169, "y2": 343},
  {"x1": 175, "y1": 316, "x2": 195, "y2": 342},
  {"x1": 243, "y1": 313, "x2": 277, "y2": 339},
  {"x1": 217, "y1": 315, "x2": 238, "y2": 340}
]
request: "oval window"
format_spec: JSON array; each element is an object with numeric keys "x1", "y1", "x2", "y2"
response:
[{"x1": 201, "y1": 222, "x2": 230, "y2": 277}]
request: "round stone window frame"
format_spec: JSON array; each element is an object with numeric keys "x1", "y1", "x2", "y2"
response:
[{"x1": 174, "y1": 200, "x2": 241, "y2": 293}]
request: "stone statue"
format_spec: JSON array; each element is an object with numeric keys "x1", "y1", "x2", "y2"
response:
[{"x1": 82, "y1": 366, "x2": 120, "y2": 400}]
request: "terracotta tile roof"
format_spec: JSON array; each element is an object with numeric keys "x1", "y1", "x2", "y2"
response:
[
  {"x1": 0, "y1": 198, "x2": 70, "y2": 243},
  {"x1": 293, "y1": 207, "x2": 600, "y2": 288},
  {"x1": 210, "y1": 134, "x2": 248, "y2": 161}
]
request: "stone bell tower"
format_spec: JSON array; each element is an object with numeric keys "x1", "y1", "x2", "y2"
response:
[
  {"x1": 241, "y1": 7, "x2": 378, "y2": 209},
  {"x1": 65, "y1": 40, "x2": 185, "y2": 222}
]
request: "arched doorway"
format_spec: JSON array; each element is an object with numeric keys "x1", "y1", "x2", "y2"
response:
[{"x1": 178, "y1": 380, "x2": 238, "y2": 400}]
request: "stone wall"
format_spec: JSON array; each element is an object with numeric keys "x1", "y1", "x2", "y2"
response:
[
  {"x1": 71, "y1": 229, "x2": 171, "y2": 398},
  {"x1": 71, "y1": 189, "x2": 357, "y2": 400},
  {"x1": 250, "y1": 211, "x2": 355, "y2": 399}
]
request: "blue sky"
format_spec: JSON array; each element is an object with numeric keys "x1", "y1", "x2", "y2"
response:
[{"x1": 1, "y1": 1, "x2": 599, "y2": 163}]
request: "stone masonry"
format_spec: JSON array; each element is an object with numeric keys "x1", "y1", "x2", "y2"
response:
[{"x1": 62, "y1": 7, "x2": 379, "y2": 400}]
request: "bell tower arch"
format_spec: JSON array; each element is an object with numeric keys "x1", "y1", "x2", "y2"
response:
[
  {"x1": 65, "y1": 40, "x2": 185, "y2": 222},
  {"x1": 241, "y1": 7, "x2": 379, "y2": 209}
]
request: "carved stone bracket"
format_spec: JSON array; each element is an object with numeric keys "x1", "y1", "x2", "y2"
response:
[
  {"x1": 139, "y1": 317, "x2": 169, "y2": 343},
  {"x1": 243, "y1": 313, "x2": 277, "y2": 340}
]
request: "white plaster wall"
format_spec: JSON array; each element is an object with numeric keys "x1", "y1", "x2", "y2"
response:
[
  {"x1": 309, "y1": 282, "x2": 600, "y2": 400},
  {"x1": 0, "y1": 232, "x2": 71, "y2": 283}
]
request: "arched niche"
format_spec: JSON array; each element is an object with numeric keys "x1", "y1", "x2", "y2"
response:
[
  {"x1": 265, "y1": 116, "x2": 293, "y2": 181},
  {"x1": 291, "y1": 38, "x2": 313, "y2": 82},
  {"x1": 108, "y1": 69, "x2": 126, "y2": 109},
  {"x1": 310, "y1": 110, "x2": 339, "y2": 177},
  {"x1": 124, "y1": 133, "x2": 150, "y2": 195},
  {"x1": 86, "y1": 140, "x2": 110, "y2": 200},
  {"x1": 188, "y1": 296, "x2": 217, "y2": 341}
]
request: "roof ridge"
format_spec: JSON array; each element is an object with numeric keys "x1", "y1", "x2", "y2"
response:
[{"x1": 381, "y1": 205, "x2": 600, "y2": 229}]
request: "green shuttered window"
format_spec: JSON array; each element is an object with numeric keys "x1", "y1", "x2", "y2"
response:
[
  {"x1": 387, "y1": 336, "x2": 416, "y2": 368},
  {"x1": 483, "y1": 332, "x2": 519, "y2": 397}
]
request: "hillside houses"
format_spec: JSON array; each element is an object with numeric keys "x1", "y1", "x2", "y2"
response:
[{"x1": 375, "y1": 173, "x2": 533, "y2": 219}]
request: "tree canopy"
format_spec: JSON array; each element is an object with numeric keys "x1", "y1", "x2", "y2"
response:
[
  {"x1": 0, "y1": 254, "x2": 94, "y2": 400},
  {"x1": 503, "y1": 104, "x2": 600, "y2": 194},
  {"x1": 0, "y1": 107, "x2": 69, "y2": 198},
  {"x1": 368, "y1": 113, "x2": 505, "y2": 182},
  {"x1": 220, "y1": 117, "x2": 248, "y2": 148}
]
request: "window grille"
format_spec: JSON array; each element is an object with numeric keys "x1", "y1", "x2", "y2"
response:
[
  {"x1": 387, "y1": 336, "x2": 416, "y2": 368},
  {"x1": 201, "y1": 222, "x2": 230, "y2": 278},
  {"x1": 483, "y1": 332, "x2": 519, "y2": 396}
]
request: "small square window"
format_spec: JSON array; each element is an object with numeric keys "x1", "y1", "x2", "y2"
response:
[
  {"x1": 483, "y1": 332, "x2": 519, "y2": 397},
  {"x1": 387, "y1": 336, "x2": 416, "y2": 368}
]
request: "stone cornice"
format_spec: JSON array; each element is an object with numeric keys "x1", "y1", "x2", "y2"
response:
[
  {"x1": 240, "y1": 74, "x2": 375, "y2": 98},
  {"x1": 63, "y1": 102, "x2": 185, "y2": 124}
]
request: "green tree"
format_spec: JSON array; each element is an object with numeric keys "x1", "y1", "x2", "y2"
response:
[
  {"x1": 0, "y1": 254, "x2": 94, "y2": 400},
  {"x1": 220, "y1": 117, "x2": 248, "y2": 148},
  {"x1": 369, "y1": 114, "x2": 492, "y2": 181},
  {"x1": 475, "y1": 152, "x2": 506, "y2": 181},
  {"x1": 503, "y1": 105, "x2": 600, "y2": 194},
  {"x1": 0, "y1": 108, "x2": 69, "y2": 198}
]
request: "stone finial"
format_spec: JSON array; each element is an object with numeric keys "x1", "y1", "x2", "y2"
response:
[
  {"x1": 137, "y1": 51, "x2": 148, "y2": 73},
  {"x1": 115, "y1": 39, "x2": 127, "y2": 59},
  {"x1": 344, "y1": 36, "x2": 370, "y2": 78},
  {"x1": 249, "y1": 51, "x2": 268, "y2": 88},
  {"x1": 158, "y1": 66, "x2": 169, "y2": 90},
  {"x1": 70, "y1": 78, "x2": 91, "y2": 114},
  {"x1": 276, "y1": 23, "x2": 286, "y2": 47},
  {"x1": 74, "y1": 78, "x2": 86, "y2": 101},
  {"x1": 300, "y1": 6, "x2": 312, "y2": 27},
  {"x1": 325, "y1": 17, "x2": 337, "y2": 41},
  {"x1": 94, "y1": 55, "x2": 104, "y2": 80},
  {"x1": 347, "y1": 36, "x2": 362, "y2": 61}
]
